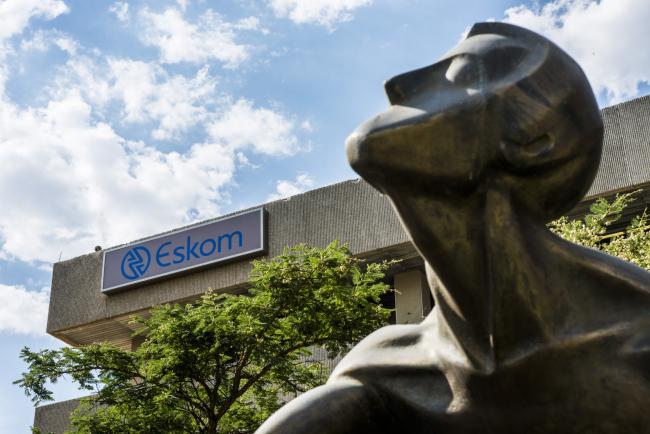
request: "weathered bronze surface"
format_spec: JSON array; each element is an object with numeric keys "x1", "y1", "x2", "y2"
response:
[{"x1": 256, "y1": 22, "x2": 650, "y2": 433}]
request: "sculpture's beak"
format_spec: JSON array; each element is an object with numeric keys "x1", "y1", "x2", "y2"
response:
[{"x1": 345, "y1": 105, "x2": 428, "y2": 169}]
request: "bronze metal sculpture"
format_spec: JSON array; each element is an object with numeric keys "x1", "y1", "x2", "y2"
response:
[{"x1": 256, "y1": 22, "x2": 650, "y2": 433}]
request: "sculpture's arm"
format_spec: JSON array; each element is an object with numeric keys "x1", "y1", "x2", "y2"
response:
[{"x1": 255, "y1": 381, "x2": 390, "y2": 434}]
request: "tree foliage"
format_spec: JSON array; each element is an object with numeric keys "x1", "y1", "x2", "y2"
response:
[
  {"x1": 549, "y1": 191, "x2": 650, "y2": 270},
  {"x1": 17, "y1": 242, "x2": 394, "y2": 434}
]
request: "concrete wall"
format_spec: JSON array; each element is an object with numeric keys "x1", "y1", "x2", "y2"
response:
[
  {"x1": 48, "y1": 180, "x2": 413, "y2": 338},
  {"x1": 33, "y1": 398, "x2": 81, "y2": 434}
]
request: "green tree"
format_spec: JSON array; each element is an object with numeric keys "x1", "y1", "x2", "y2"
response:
[
  {"x1": 16, "y1": 242, "x2": 393, "y2": 434},
  {"x1": 550, "y1": 191, "x2": 650, "y2": 270}
]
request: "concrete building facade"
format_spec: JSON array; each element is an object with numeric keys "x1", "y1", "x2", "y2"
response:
[{"x1": 34, "y1": 95, "x2": 650, "y2": 432}]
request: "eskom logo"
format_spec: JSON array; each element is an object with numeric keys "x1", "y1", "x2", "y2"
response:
[{"x1": 120, "y1": 246, "x2": 152, "y2": 280}]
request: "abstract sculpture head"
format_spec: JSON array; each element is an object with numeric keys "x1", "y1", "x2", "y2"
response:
[
  {"x1": 346, "y1": 22, "x2": 603, "y2": 221},
  {"x1": 257, "y1": 22, "x2": 650, "y2": 434}
]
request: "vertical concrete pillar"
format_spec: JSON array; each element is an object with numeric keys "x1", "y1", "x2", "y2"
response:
[{"x1": 394, "y1": 269, "x2": 431, "y2": 324}]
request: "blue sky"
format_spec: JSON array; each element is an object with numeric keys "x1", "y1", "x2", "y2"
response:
[{"x1": 1, "y1": 0, "x2": 649, "y2": 431}]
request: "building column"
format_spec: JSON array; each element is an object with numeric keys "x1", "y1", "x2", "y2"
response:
[{"x1": 394, "y1": 269, "x2": 431, "y2": 324}]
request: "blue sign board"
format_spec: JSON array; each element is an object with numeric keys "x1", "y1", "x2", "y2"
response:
[{"x1": 101, "y1": 208, "x2": 266, "y2": 293}]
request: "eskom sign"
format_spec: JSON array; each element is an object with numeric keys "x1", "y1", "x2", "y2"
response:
[{"x1": 101, "y1": 208, "x2": 266, "y2": 293}]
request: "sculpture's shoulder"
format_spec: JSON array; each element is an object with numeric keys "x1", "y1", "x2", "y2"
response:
[
  {"x1": 327, "y1": 315, "x2": 454, "y2": 417},
  {"x1": 545, "y1": 235, "x2": 650, "y2": 330},
  {"x1": 330, "y1": 315, "x2": 448, "y2": 383},
  {"x1": 541, "y1": 314, "x2": 650, "y2": 373},
  {"x1": 553, "y1": 235, "x2": 650, "y2": 298}
]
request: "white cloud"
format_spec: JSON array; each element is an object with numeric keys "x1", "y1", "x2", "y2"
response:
[
  {"x1": 109, "y1": 1, "x2": 130, "y2": 23},
  {"x1": 53, "y1": 55, "x2": 113, "y2": 107},
  {"x1": 106, "y1": 59, "x2": 158, "y2": 122},
  {"x1": 234, "y1": 16, "x2": 267, "y2": 33},
  {"x1": 0, "y1": 13, "x2": 308, "y2": 264},
  {"x1": 53, "y1": 34, "x2": 78, "y2": 55},
  {"x1": 107, "y1": 60, "x2": 219, "y2": 140},
  {"x1": 55, "y1": 57, "x2": 218, "y2": 140},
  {"x1": 268, "y1": 0, "x2": 372, "y2": 28},
  {"x1": 20, "y1": 29, "x2": 79, "y2": 55},
  {"x1": 19, "y1": 31, "x2": 48, "y2": 52},
  {"x1": 139, "y1": 7, "x2": 259, "y2": 67},
  {"x1": 0, "y1": 91, "x2": 235, "y2": 263},
  {"x1": 235, "y1": 151, "x2": 259, "y2": 169},
  {"x1": 176, "y1": 0, "x2": 189, "y2": 13},
  {"x1": 0, "y1": 285, "x2": 49, "y2": 336},
  {"x1": 503, "y1": 0, "x2": 650, "y2": 103},
  {"x1": 267, "y1": 173, "x2": 314, "y2": 200},
  {"x1": 207, "y1": 98, "x2": 300, "y2": 155},
  {"x1": 300, "y1": 119, "x2": 313, "y2": 132},
  {"x1": 0, "y1": 0, "x2": 69, "y2": 74},
  {"x1": 0, "y1": 0, "x2": 68, "y2": 41},
  {"x1": 0, "y1": 63, "x2": 305, "y2": 263},
  {"x1": 146, "y1": 66, "x2": 218, "y2": 140}
]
